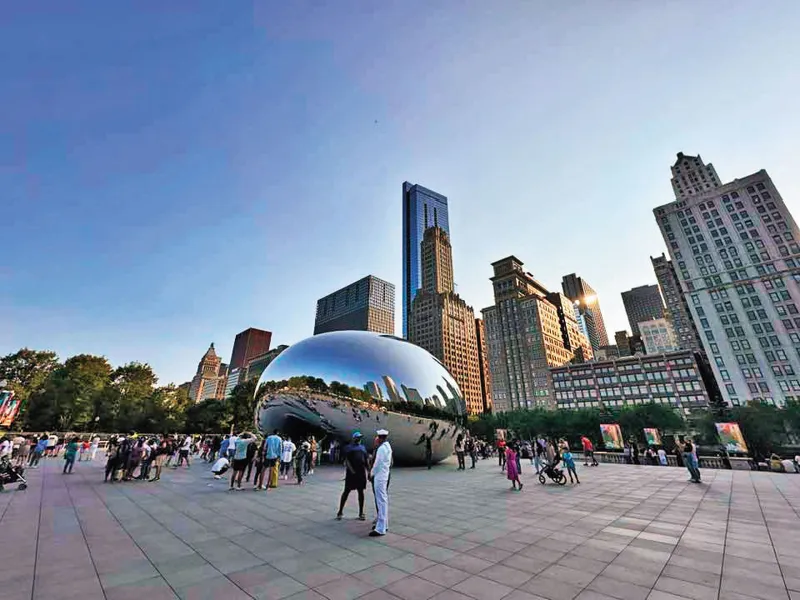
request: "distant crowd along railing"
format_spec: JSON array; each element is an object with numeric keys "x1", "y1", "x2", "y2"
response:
[{"x1": 592, "y1": 451, "x2": 755, "y2": 470}]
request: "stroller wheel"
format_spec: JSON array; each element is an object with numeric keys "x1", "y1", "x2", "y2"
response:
[
  {"x1": 557, "y1": 473, "x2": 567, "y2": 486},
  {"x1": 18, "y1": 483, "x2": 27, "y2": 491},
  {"x1": 538, "y1": 474, "x2": 546, "y2": 485}
]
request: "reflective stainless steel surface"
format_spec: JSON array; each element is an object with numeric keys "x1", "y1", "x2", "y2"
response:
[{"x1": 254, "y1": 331, "x2": 466, "y2": 464}]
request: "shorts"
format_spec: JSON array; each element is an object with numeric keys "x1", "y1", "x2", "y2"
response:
[
  {"x1": 233, "y1": 459, "x2": 248, "y2": 471},
  {"x1": 265, "y1": 458, "x2": 277, "y2": 468},
  {"x1": 345, "y1": 476, "x2": 367, "y2": 492}
]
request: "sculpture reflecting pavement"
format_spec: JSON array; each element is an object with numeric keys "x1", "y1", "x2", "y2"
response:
[{"x1": 254, "y1": 331, "x2": 466, "y2": 465}]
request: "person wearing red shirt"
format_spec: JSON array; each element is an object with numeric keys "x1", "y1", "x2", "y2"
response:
[
  {"x1": 497, "y1": 438, "x2": 506, "y2": 469},
  {"x1": 581, "y1": 435, "x2": 599, "y2": 467}
]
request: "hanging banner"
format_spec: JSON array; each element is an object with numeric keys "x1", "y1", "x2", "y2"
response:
[
  {"x1": 600, "y1": 423, "x2": 623, "y2": 450},
  {"x1": 715, "y1": 422, "x2": 748, "y2": 453},
  {"x1": 0, "y1": 390, "x2": 21, "y2": 428},
  {"x1": 643, "y1": 428, "x2": 662, "y2": 446}
]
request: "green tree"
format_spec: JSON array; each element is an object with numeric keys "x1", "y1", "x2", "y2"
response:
[
  {"x1": 1, "y1": 349, "x2": 61, "y2": 427},
  {"x1": 783, "y1": 399, "x2": 800, "y2": 444},
  {"x1": 615, "y1": 403, "x2": 684, "y2": 445},
  {"x1": 26, "y1": 354, "x2": 112, "y2": 431},
  {"x1": 228, "y1": 379, "x2": 258, "y2": 432},
  {"x1": 184, "y1": 399, "x2": 230, "y2": 433},
  {"x1": 731, "y1": 401, "x2": 786, "y2": 459},
  {"x1": 110, "y1": 362, "x2": 158, "y2": 431}
]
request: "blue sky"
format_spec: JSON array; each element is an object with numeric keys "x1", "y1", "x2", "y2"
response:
[{"x1": 3, "y1": 2, "x2": 800, "y2": 385}]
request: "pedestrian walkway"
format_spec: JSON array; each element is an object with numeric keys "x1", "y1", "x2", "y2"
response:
[{"x1": 0, "y1": 456, "x2": 799, "y2": 600}]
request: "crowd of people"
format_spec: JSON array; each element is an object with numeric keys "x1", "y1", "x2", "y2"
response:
[
  {"x1": 203, "y1": 430, "x2": 316, "y2": 490},
  {"x1": 0, "y1": 433, "x2": 100, "y2": 473},
  {"x1": 201, "y1": 427, "x2": 394, "y2": 537}
]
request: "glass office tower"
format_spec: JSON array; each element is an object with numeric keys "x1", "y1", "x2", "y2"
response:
[{"x1": 402, "y1": 182, "x2": 450, "y2": 337}]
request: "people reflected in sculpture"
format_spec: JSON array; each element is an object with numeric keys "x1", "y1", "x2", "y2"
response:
[{"x1": 254, "y1": 331, "x2": 467, "y2": 465}]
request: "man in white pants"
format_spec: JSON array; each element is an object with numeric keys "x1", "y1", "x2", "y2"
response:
[{"x1": 369, "y1": 429, "x2": 392, "y2": 537}]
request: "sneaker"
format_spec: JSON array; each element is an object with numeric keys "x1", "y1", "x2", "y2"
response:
[
  {"x1": 368, "y1": 530, "x2": 384, "y2": 537},
  {"x1": 336, "y1": 514, "x2": 343, "y2": 521}
]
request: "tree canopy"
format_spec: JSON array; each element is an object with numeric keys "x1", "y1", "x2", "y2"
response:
[
  {"x1": 1, "y1": 348, "x2": 237, "y2": 434},
  {"x1": 5, "y1": 346, "x2": 800, "y2": 453},
  {"x1": 468, "y1": 400, "x2": 800, "y2": 457}
]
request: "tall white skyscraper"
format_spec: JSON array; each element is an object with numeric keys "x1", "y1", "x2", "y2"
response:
[
  {"x1": 670, "y1": 152, "x2": 722, "y2": 199},
  {"x1": 654, "y1": 153, "x2": 800, "y2": 406}
]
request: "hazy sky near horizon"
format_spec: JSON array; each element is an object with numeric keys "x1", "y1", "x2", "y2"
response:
[{"x1": 3, "y1": 2, "x2": 800, "y2": 385}]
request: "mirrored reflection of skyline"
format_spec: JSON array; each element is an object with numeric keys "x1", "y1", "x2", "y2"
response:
[{"x1": 260, "y1": 331, "x2": 466, "y2": 417}]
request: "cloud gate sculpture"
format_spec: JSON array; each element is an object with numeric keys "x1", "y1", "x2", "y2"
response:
[{"x1": 254, "y1": 331, "x2": 467, "y2": 465}]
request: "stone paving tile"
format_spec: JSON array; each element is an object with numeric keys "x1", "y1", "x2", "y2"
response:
[
  {"x1": 3, "y1": 456, "x2": 800, "y2": 600},
  {"x1": 384, "y1": 575, "x2": 446, "y2": 600}
]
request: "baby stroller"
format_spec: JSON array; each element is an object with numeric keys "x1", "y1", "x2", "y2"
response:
[
  {"x1": 0, "y1": 456, "x2": 27, "y2": 491},
  {"x1": 538, "y1": 460, "x2": 567, "y2": 486}
]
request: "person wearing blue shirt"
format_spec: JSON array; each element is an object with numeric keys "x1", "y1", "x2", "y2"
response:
[
  {"x1": 29, "y1": 436, "x2": 48, "y2": 468},
  {"x1": 266, "y1": 431, "x2": 282, "y2": 460},
  {"x1": 219, "y1": 435, "x2": 230, "y2": 459},
  {"x1": 229, "y1": 433, "x2": 253, "y2": 491},
  {"x1": 257, "y1": 430, "x2": 282, "y2": 492}
]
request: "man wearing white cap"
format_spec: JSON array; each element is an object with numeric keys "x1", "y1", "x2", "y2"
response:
[{"x1": 369, "y1": 429, "x2": 392, "y2": 536}]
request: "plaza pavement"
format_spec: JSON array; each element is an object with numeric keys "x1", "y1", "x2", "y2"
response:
[{"x1": 1, "y1": 455, "x2": 799, "y2": 600}]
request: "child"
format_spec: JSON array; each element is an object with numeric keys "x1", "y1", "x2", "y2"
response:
[
  {"x1": 295, "y1": 442, "x2": 309, "y2": 485},
  {"x1": 559, "y1": 439, "x2": 580, "y2": 484},
  {"x1": 505, "y1": 444, "x2": 523, "y2": 491}
]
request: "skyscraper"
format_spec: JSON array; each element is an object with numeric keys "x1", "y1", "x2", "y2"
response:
[
  {"x1": 229, "y1": 328, "x2": 272, "y2": 371},
  {"x1": 655, "y1": 152, "x2": 800, "y2": 406},
  {"x1": 188, "y1": 343, "x2": 224, "y2": 403},
  {"x1": 314, "y1": 275, "x2": 395, "y2": 335},
  {"x1": 474, "y1": 318, "x2": 493, "y2": 413},
  {"x1": 651, "y1": 253, "x2": 703, "y2": 351},
  {"x1": 243, "y1": 345, "x2": 289, "y2": 383},
  {"x1": 561, "y1": 274, "x2": 609, "y2": 350},
  {"x1": 670, "y1": 151, "x2": 722, "y2": 199},
  {"x1": 621, "y1": 285, "x2": 665, "y2": 335},
  {"x1": 408, "y1": 227, "x2": 484, "y2": 414},
  {"x1": 402, "y1": 182, "x2": 450, "y2": 338},
  {"x1": 481, "y1": 256, "x2": 591, "y2": 412}
]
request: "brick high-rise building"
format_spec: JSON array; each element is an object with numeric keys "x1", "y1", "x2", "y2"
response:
[
  {"x1": 229, "y1": 328, "x2": 272, "y2": 372},
  {"x1": 655, "y1": 153, "x2": 800, "y2": 406},
  {"x1": 475, "y1": 318, "x2": 493, "y2": 413},
  {"x1": 408, "y1": 227, "x2": 484, "y2": 414},
  {"x1": 561, "y1": 273, "x2": 609, "y2": 350},
  {"x1": 481, "y1": 256, "x2": 592, "y2": 412},
  {"x1": 314, "y1": 276, "x2": 395, "y2": 335}
]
